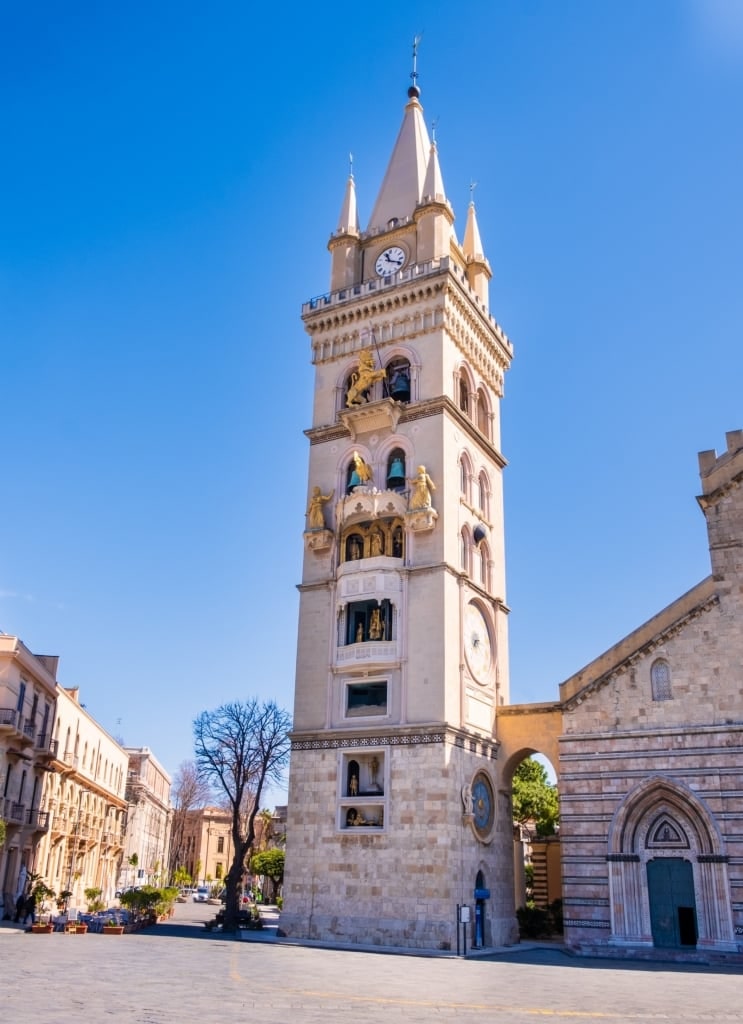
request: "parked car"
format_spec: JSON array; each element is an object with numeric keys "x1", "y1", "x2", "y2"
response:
[
  {"x1": 192, "y1": 886, "x2": 210, "y2": 902},
  {"x1": 115, "y1": 885, "x2": 140, "y2": 899}
]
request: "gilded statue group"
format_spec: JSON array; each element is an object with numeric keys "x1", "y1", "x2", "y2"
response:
[
  {"x1": 309, "y1": 459, "x2": 435, "y2": 530},
  {"x1": 306, "y1": 346, "x2": 436, "y2": 530}
]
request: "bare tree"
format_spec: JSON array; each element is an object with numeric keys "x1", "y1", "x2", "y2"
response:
[
  {"x1": 193, "y1": 699, "x2": 291, "y2": 930},
  {"x1": 168, "y1": 760, "x2": 212, "y2": 881}
]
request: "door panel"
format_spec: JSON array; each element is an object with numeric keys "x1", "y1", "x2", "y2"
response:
[{"x1": 647, "y1": 858, "x2": 697, "y2": 948}]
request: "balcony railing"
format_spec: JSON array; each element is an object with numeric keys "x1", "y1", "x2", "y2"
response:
[
  {"x1": 336, "y1": 640, "x2": 398, "y2": 665},
  {"x1": 35, "y1": 734, "x2": 59, "y2": 758},
  {"x1": 0, "y1": 707, "x2": 18, "y2": 729},
  {"x1": 26, "y1": 809, "x2": 50, "y2": 831},
  {"x1": 3, "y1": 799, "x2": 25, "y2": 823}
]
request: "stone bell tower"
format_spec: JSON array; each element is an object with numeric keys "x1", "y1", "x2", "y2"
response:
[{"x1": 281, "y1": 66, "x2": 517, "y2": 951}]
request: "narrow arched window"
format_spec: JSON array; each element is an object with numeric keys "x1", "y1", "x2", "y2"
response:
[
  {"x1": 386, "y1": 357, "x2": 411, "y2": 403},
  {"x1": 476, "y1": 389, "x2": 490, "y2": 438},
  {"x1": 651, "y1": 659, "x2": 672, "y2": 701},
  {"x1": 479, "y1": 542, "x2": 490, "y2": 589},
  {"x1": 459, "y1": 373, "x2": 469, "y2": 413},
  {"x1": 460, "y1": 529, "x2": 471, "y2": 575},
  {"x1": 477, "y1": 471, "x2": 490, "y2": 517},
  {"x1": 386, "y1": 448, "x2": 406, "y2": 490},
  {"x1": 460, "y1": 454, "x2": 472, "y2": 502}
]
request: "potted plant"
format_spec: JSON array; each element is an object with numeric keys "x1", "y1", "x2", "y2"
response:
[
  {"x1": 28, "y1": 875, "x2": 55, "y2": 930},
  {"x1": 56, "y1": 889, "x2": 73, "y2": 914},
  {"x1": 103, "y1": 918, "x2": 124, "y2": 935},
  {"x1": 84, "y1": 886, "x2": 105, "y2": 913}
]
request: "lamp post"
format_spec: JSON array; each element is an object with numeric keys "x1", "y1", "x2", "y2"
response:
[{"x1": 203, "y1": 817, "x2": 213, "y2": 886}]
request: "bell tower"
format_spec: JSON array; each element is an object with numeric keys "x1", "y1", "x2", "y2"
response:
[{"x1": 281, "y1": 68, "x2": 516, "y2": 951}]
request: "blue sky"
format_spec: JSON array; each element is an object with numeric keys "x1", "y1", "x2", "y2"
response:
[{"x1": 2, "y1": 2, "x2": 742, "y2": 801}]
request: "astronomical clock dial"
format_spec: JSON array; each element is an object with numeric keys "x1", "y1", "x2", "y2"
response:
[
  {"x1": 472, "y1": 772, "x2": 495, "y2": 839},
  {"x1": 464, "y1": 602, "x2": 492, "y2": 682}
]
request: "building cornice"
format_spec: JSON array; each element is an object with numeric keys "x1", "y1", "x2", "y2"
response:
[{"x1": 290, "y1": 722, "x2": 499, "y2": 760}]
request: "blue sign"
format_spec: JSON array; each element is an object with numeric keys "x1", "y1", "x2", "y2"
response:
[{"x1": 474, "y1": 888, "x2": 490, "y2": 899}]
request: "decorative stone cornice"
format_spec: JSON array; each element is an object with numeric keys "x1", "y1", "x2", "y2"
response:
[{"x1": 291, "y1": 723, "x2": 499, "y2": 760}]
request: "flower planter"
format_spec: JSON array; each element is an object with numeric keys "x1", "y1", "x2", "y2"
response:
[
  {"x1": 103, "y1": 925, "x2": 124, "y2": 934},
  {"x1": 31, "y1": 923, "x2": 54, "y2": 933},
  {"x1": 76, "y1": 924, "x2": 88, "y2": 934}
]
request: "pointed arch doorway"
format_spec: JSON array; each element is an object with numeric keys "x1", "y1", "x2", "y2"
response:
[{"x1": 647, "y1": 858, "x2": 698, "y2": 948}]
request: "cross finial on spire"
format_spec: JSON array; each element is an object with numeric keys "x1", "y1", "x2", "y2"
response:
[
  {"x1": 349, "y1": 152, "x2": 354, "y2": 177},
  {"x1": 431, "y1": 118, "x2": 438, "y2": 144},
  {"x1": 469, "y1": 180, "x2": 478, "y2": 203},
  {"x1": 409, "y1": 33, "x2": 423, "y2": 96}
]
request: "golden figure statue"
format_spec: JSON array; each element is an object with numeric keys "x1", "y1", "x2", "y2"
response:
[
  {"x1": 346, "y1": 348, "x2": 387, "y2": 407},
  {"x1": 369, "y1": 607, "x2": 383, "y2": 640},
  {"x1": 307, "y1": 486, "x2": 333, "y2": 529},
  {"x1": 370, "y1": 531, "x2": 384, "y2": 556},
  {"x1": 409, "y1": 465, "x2": 436, "y2": 509},
  {"x1": 349, "y1": 451, "x2": 373, "y2": 488}
]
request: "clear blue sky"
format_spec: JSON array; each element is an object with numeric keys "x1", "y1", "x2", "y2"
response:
[{"x1": 2, "y1": 2, "x2": 742, "y2": 800}]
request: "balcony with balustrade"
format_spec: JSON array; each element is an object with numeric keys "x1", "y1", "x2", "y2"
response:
[{"x1": 0, "y1": 708, "x2": 35, "y2": 745}]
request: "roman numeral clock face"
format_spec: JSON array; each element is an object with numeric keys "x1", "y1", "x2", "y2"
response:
[
  {"x1": 375, "y1": 246, "x2": 406, "y2": 276},
  {"x1": 464, "y1": 602, "x2": 492, "y2": 682}
]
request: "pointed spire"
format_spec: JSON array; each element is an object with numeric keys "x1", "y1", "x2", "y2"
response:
[
  {"x1": 367, "y1": 88, "x2": 431, "y2": 233},
  {"x1": 421, "y1": 139, "x2": 446, "y2": 205},
  {"x1": 463, "y1": 194, "x2": 485, "y2": 262},
  {"x1": 336, "y1": 155, "x2": 360, "y2": 236}
]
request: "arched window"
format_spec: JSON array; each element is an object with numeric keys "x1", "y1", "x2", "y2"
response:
[
  {"x1": 476, "y1": 389, "x2": 490, "y2": 438},
  {"x1": 477, "y1": 471, "x2": 490, "y2": 517},
  {"x1": 386, "y1": 448, "x2": 406, "y2": 490},
  {"x1": 460, "y1": 528, "x2": 471, "y2": 575},
  {"x1": 651, "y1": 659, "x2": 672, "y2": 701},
  {"x1": 460, "y1": 453, "x2": 472, "y2": 502},
  {"x1": 458, "y1": 371, "x2": 469, "y2": 413},
  {"x1": 386, "y1": 357, "x2": 411, "y2": 403},
  {"x1": 347, "y1": 453, "x2": 372, "y2": 492},
  {"x1": 478, "y1": 541, "x2": 491, "y2": 590},
  {"x1": 344, "y1": 533, "x2": 364, "y2": 562}
]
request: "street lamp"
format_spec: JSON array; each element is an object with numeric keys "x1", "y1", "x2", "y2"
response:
[{"x1": 203, "y1": 817, "x2": 213, "y2": 886}]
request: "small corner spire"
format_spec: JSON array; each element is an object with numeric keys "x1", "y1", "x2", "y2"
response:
[
  {"x1": 336, "y1": 156, "x2": 359, "y2": 235},
  {"x1": 463, "y1": 182, "x2": 485, "y2": 261}
]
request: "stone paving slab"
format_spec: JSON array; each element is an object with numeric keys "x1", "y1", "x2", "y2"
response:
[{"x1": 2, "y1": 903, "x2": 741, "y2": 1023}]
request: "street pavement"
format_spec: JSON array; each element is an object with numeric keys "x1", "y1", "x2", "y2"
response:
[{"x1": 2, "y1": 901, "x2": 741, "y2": 1023}]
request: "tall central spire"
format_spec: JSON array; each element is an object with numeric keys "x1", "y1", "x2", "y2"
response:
[{"x1": 366, "y1": 78, "x2": 432, "y2": 234}]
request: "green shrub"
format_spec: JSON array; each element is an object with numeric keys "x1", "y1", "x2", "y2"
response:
[
  {"x1": 516, "y1": 904, "x2": 550, "y2": 939},
  {"x1": 548, "y1": 898, "x2": 563, "y2": 934}
]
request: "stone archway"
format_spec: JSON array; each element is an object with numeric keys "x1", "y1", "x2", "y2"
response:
[{"x1": 607, "y1": 776, "x2": 736, "y2": 952}]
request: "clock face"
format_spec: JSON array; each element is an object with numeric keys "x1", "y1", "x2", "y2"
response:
[
  {"x1": 472, "y1": 773, "x2": 495, "y2": 838},
  {"x1": 464, "y1": 603, "x2": 492, "y2": 682},
  {"x1": 375, "y1": 246, "x2": 406, "y2": 276}
]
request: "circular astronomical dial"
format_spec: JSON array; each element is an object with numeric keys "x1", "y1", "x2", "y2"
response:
[
  {"x1": 464, "y1": 602, "x2": 492, "y2": 682},
  {"x1": 471, "y1": 772, "x2": 495, "y2": 838}
]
